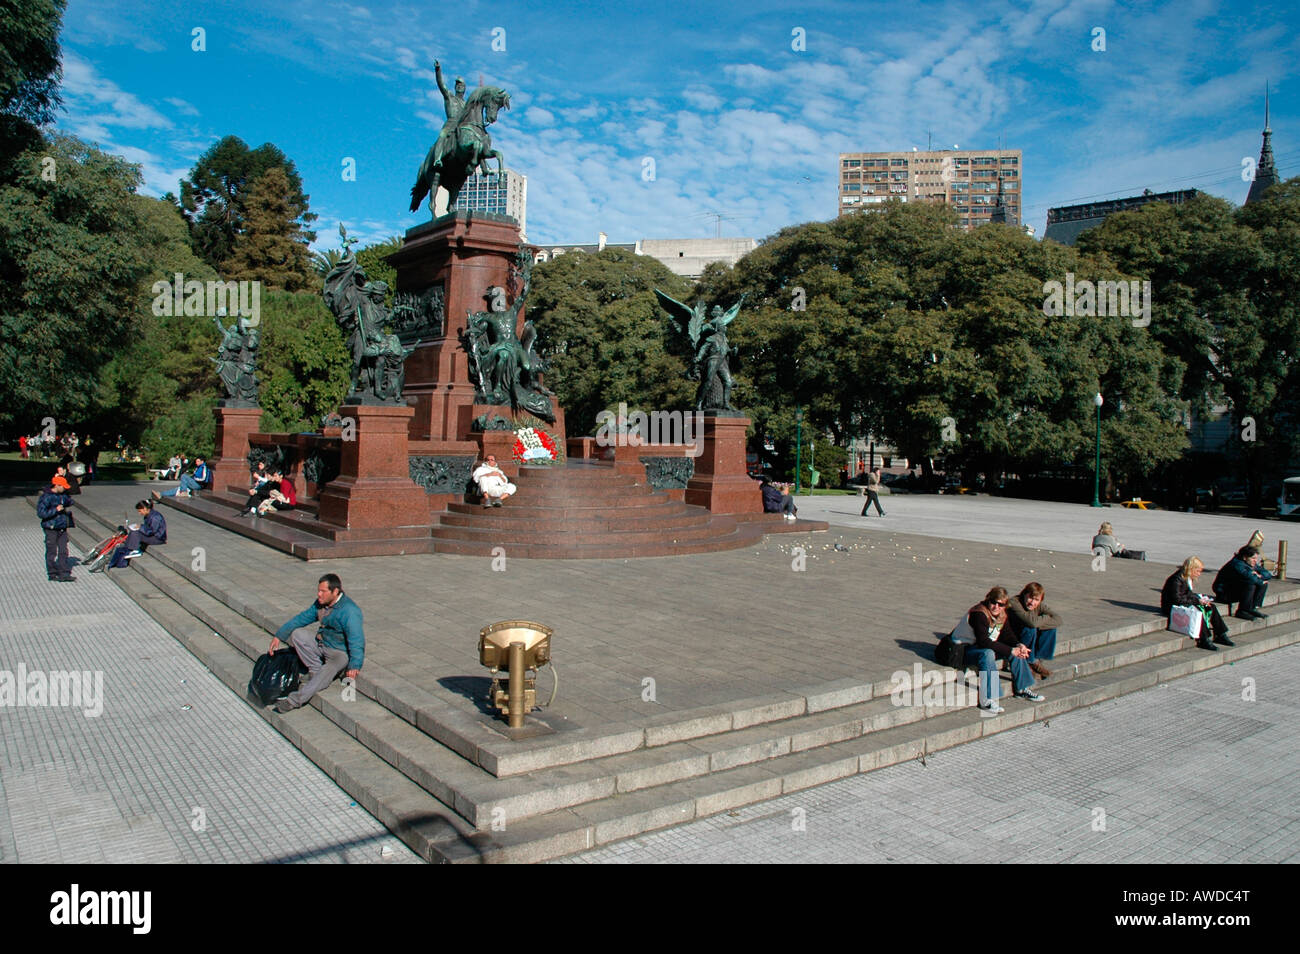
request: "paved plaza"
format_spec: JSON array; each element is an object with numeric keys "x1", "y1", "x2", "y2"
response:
[
  {"x1": 4, "y1": 481, "x2": 1297, "y2": 863},
  {"x1": 0, "y1": 495, "x2": 419, "y2": 864},
  {"x1": 796, "y1": 490, "x2": 1286, "y2": 567}
]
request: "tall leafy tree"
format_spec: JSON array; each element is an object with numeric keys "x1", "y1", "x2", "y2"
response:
[
  {"x1": 223, "y1": 165, "x2": 316, "y2": 291},
  {"x1": 94, "y1": 195, "x2": 220, "y2": 457},
  {"x1": 0, "y1": 0, "x2": 65, "y2": 172},
  {"x1": 1080, "y1": 189, "x2": 1299, "y2": 511},
  {"x1": 0, "y1": 134, "x2": 149, "y2": 432},
  {"x1": 696, "y1": 202, "x2": 1187, "y2": 490},
  {"x1": 256, "y1": 290, "x2": 350, "y2": 432},
  {"x1": 178, "y1": 136, "x2": 315, "y2": 269},
  {"x1": 528, "y1": 249, "x2": 694, "y2": 437}
]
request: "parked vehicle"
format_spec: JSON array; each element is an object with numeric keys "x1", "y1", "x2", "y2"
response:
[{"x1": 1279, "y1": 477, "x2": 1300, "y2": 518}]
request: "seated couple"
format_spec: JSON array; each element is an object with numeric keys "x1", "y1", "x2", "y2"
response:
[
  {"x1": 473, "y1": 455, "x2": 515, "y2": 508},
  {"x1": 952, "y1": 583, "x2": 1061, "y2": 714},
  {"x1": 239, "y1": 469, "x2": 297, "y2": 517}
]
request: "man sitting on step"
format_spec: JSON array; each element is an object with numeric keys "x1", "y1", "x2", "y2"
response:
[
  {"x1": 267, "y1": 573, "x2": 364, "y2": 713},
  {"x1": 472, "y1": 454, "x2": 516, "y2": 508}
]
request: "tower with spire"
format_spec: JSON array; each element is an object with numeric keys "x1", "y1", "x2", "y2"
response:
[{"x1": 1246, "y1": 84, "x2": 1279, "y2": 205}]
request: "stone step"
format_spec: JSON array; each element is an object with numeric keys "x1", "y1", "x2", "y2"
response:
[
  {"x1": 436, "y1": 507, "x2": 713, "y2": 532},
  {"x1": 431, "y1": 528, "x2": 763, "y2": 559},
  {"x1": 430, "y1": 520, "x2": 746, "y2": 547},
  {"x1": 157, "y1": 493, "x2": 436, "y2": 558},
  {"x1": 63, "y1": 495, "x2": 1300, "y2": 784}
]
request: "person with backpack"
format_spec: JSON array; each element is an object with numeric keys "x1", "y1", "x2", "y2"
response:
[{"x1": 37, "y1": 480, "x2": 76, "y2": 582}]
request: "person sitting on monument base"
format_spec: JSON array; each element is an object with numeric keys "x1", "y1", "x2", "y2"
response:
[
  {"x1": 256, "y1": 471, "x2": 298, "y2": 515},
  {"x1": 473, "y1": 454, "x2": 516, "y2": 508},
  {"x1": 759, "y1": 477, "x2": 797, "y2": 520}
]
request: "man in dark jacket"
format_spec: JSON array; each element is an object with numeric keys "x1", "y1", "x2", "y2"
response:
[
  {"x1": 1212, "y1": 547, "x2": 1272, "y2": 620},
  {"x1": 37, "y1": 482, "x2": 75, "y2": 582},
  {"x1": 267, "y1": 574, "x2": 365, "y2": 712}
]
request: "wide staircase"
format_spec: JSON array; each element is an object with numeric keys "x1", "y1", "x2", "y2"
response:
[
  {"x1": 165, "y1": 459, "x2": 819, "y2": 560},
  {"x1": 61, "y1": 493, "x2": 1300, "y2": 864},
  {"x1": 432, "y1": 461, "x2": 781, "y2": 558}
]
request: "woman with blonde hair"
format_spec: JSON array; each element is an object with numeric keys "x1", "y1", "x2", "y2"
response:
[
  {"x1": 1092, "y1": 521, "x2": 1145, "y2": 560},
  {"x1": 1160, "y1": 556, "x2": 1232, "y2": 650}
]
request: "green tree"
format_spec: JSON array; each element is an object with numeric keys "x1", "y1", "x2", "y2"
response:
[
  {"x1": 0, "y1": 0, "x2": 65, "y2": 172},
  {"x1": 0, "y1": 134, "x2": 149, "y2": 432},
  {"x1": 93, "y1": 195, "x2": 221, "y2": 458},
  {"x1": 1080, "y1": 190, "x2": 1299, "y2": 511},
  {"x1": 224, "y1": 165, "x2": 316, "y2": 291},
  {"x1": 178, "y1": 136, "x2": 315, "y2": 269},
  {"x1": 256, "y1": 290, "x2": 350, "y2": 432},
  {"x1": 529, "y1": 249, "x2": 694, "y2": 437},
  {"x1": 698, "y1": 202, "x2": 1187, "y2": 493}
]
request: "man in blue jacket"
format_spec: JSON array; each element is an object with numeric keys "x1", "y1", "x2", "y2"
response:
[
  {"x1": 37, "y1": 481, "x2": 75, "y2": 582},
  {"x1": 154, "y1": 455, "x2": 210, "y2": 499},
  {"x1": 268, "y1": 574, "x2": 364, "y2": 712}
]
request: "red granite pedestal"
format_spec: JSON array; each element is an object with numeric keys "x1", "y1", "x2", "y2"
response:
[
  {"x1": 212, "y1": 405, "x2": 263, "y2": 495},
  {"x1": 684, "y1": 416, "x2": 762, "y2": 514},
  {"x1": 317, "y1": 404, "x2": 431, "y2": 533},
  {"x1": 388, "y1": 213, "x2": 529, "y2": 442}
]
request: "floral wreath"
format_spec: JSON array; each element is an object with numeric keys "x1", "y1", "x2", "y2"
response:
[{"x1": 513, "y1": 426, "x2": 558, "y2": 462}]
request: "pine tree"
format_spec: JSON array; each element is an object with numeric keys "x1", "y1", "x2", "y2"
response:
[{"x1": 224, "y1": 166, "x2": 316, "y2": 291}]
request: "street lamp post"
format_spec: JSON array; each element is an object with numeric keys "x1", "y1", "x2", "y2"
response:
[
  {"x1": 795, "y1": 407, "x2": 803, "y2": 496},
  {"x1": 1092, "y1": 392, "x2": 1104, "y2": 507}
]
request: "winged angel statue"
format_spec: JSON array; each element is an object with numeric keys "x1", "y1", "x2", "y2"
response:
[{"x1": 654, "y1": 290, "x2": 746, "y2": 414}]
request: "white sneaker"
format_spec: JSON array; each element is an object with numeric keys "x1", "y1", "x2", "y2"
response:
[{"x1": 979, "y1": 702, "x2": 1005, "y2": 714}]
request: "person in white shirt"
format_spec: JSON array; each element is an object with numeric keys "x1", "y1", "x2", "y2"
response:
[{"x1": 472, "y1": 455, "x2": 516, "y2": 507}]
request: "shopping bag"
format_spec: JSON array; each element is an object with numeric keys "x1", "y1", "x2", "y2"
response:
[{"x1": 1169, "y1": 604, "x2": 1203, "y2": 639}]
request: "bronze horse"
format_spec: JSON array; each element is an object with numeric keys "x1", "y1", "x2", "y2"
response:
[{"x1": 409, "y1": 85, "x2": 510, "y2": 215}]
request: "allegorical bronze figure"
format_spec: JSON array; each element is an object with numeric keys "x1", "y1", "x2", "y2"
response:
[
  {"x1": 655, "y1": 290, "x2": 746, "y2": 414},
  {"x1": 323, "y1": 224, "x2": 414, "y2": 404}
]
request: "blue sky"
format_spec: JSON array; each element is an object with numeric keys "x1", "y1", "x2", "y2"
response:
[{"x1": 56, "y1": 0, "x2": 1298, "y2": 251}]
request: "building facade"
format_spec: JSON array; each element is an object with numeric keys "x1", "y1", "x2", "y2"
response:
[
  {"x1": 1043, "y1": 189, "x2": 1200, "y2": 246},
  {"x1": 532, "y1": 234, "x2": 757, "y2": 280},
  {"x1": 837, "y1": 148, "x2": 1023, "y2": 229},
  {"x1": 448, "y1": 168, "x2": 528, "y2": 238}
]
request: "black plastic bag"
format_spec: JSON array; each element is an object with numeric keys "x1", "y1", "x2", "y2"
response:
[{"x1": 248, "y1": 650, "x2": 305, "y2": 706}]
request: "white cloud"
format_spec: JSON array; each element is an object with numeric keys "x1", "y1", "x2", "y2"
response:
[{"x1": 61, "y1": 52, "x2": 173, "y2": 131}]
